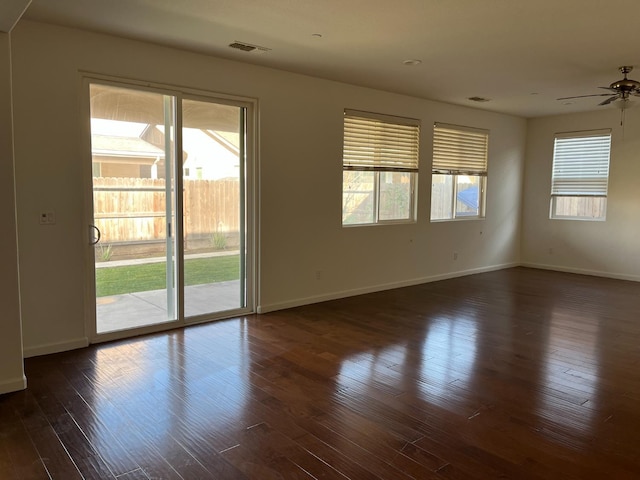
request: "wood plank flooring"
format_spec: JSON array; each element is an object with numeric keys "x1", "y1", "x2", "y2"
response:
[{"x1": 2, "y1": 267, "x2": 640, "y2": 479}]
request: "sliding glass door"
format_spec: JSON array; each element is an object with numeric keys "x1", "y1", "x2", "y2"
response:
[
  {"x1": 181, "y1": 98, "x2": 246, "y2": 318},
  {"x1": 88, "y1": 81, "x2": 251, "y2": 338}
]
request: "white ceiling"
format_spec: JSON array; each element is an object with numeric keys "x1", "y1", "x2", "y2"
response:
[{"x1": 20, "y1": 0, "x2": 640, "y2": 118}]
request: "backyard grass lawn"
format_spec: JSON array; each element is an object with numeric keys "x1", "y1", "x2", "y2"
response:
[{"x1": 96, "y1": 255, "x2": 240, "y2": 297}]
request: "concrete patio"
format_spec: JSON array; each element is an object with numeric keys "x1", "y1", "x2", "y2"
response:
[{"x1": 96, "y1": 279, "x2": 242, "y2": 333}]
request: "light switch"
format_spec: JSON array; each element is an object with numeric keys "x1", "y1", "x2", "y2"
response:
[{"x1": 39, "y1": 211, "x2": 56, "y2": 225}]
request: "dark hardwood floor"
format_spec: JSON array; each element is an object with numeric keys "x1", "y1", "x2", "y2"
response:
[{"x1": 2, "y1": 267, "x2": 640, "y2": 479}]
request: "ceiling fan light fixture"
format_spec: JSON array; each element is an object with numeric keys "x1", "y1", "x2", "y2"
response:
[{"x1": 617, "y1": 97, "x2": 631, "y2": 110}]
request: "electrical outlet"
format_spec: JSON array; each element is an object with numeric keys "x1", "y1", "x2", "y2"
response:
[
  {"x1": 315, "y1": 270, "x2": 322, "y2": 280},
  {"x1": 453, "y1": 252, "x2": 458, "y2": 260}
]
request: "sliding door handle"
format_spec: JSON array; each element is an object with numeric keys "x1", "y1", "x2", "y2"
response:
[{"x1": 89, "y1": 225, "x2": 101, "y2": 245}]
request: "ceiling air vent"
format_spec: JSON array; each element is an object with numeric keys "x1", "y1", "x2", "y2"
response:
[
  {"x1": 228, "y1": 41, "x2": 271, "y2": 54},
  {"x1": 468, "y1": 96, "x2": 491, "y2": 102}
]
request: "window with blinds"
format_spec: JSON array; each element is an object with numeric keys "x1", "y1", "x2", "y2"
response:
[
  {"x1": 342, "y1": 110, "x2": 420, "y2": 226},
  {"x1": 550, "y1": 130, "x2": 611, "y2": 220},
  {"x1": 430, "y1": 123, "x2": 489, "y2": 221}
]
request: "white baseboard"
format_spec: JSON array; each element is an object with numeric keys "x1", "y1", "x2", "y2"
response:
[
  {"x1": 257, "y1": 262, "x2": 519, "y2": 314},
  {"x1": 0, "y1": 375, "x2": 27, "y2": 394},
  {"x1": 521, "y1": 262, "x2": 640, "y2": 283},
  {"x1": 23, "y1": 337, "x2": 89, "y2": 358}
]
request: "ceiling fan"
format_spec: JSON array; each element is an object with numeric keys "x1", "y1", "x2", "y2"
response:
[
  {"x1": 558, "y1": 66, "x2": 640, "y2": 106},
  {"x1": 557, "y1": 66, "x2": 639, "y2": 126}
]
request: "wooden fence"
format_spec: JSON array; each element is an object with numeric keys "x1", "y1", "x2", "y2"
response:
[
  {"x1": 93, "y1": 177, "x2": 239, "y2": 244},
  {"x1": 553, "y1": 196, "x2": 606, "y2": 219}
]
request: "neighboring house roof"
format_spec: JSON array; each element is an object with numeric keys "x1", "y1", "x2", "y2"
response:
[
  {"x1": 209, "y1": 130, "x2": 239, "y2": 152},
  {"x1": 91, "y1": 125, "x2": 239, "y2": 179},
  {"x1": 92, "y1": 134, "x2": 164, "y2": 158},
  {"x1": 457, "y1": 186, "x2": 479, "y2": 210}
]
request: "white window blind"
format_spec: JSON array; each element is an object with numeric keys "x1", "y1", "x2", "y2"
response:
[
  {"x1": 551, "y1": 131, "x2": 611, "y2": 196},
  {"x1": 433, "y1": 123, "x2": 489, "y2": 174},
  {"x1": 343, "y1": 110, "x2": 420, "y2": 171}
]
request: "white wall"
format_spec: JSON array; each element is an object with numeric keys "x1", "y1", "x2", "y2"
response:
[
  {"x1": 12, "y1": 20, "x2": 526, "y2": 355},
  {"x1": 522, "y1": 107, "x2": 640, "y2": 279},
  {"x1": 0, "y1": 32, "x2": 26, "y2": 393}
]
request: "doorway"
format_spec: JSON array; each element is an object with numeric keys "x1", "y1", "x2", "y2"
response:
[{"x1": 87, "y1": 81, "x2": 254, "y2": 338}]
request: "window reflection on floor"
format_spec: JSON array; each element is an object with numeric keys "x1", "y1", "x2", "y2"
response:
[
  {"x1": 334, "y1": 313, "x2": 479, "y2": 413},
  {"x1": 89, "y1": 320, "x2": 251, "y2": 453},
  {"x1": 418, "y1": 316, "x2": 478, "y2": 406}
]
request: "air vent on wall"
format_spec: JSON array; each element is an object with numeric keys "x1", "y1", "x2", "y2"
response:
[{"x1": 228, "y1": 41, "x2": 271, "y2": 54}]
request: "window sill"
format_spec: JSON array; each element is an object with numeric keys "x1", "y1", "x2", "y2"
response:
[
  {"x1": 342, "y1": 219, "x2": 417, "y2": 228},
  {"x1": 430, "y1": 216, "x2": 485, "y2": 223},
  {"x1": 550, "y1": 216, "x2": 606, "y2": 222}
]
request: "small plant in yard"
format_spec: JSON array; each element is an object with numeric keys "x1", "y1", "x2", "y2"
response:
[
  {"x1": 97, "y1": 243, "x2": 113, "y2": 262},
  {"x1": 211, "y1": 231, "x2": 227, "y2": 250}
]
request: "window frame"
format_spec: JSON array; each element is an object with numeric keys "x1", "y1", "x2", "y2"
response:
[
  {"x1": 549, "y1": 129, "x2": 611, "y2": 221},
  {"x1": 430, "y1": 123, "x2": 489, "y2": 222},
  {"x1": 342, "y1": 109, "x2": 420, "y2": 226}
]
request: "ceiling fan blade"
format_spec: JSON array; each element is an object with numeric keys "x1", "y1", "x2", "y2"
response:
[
  {"x1": 557, "y1": 93, "x2": 617, "y2": 100},
  {"x1": 599, "y1": 96, "x2": 619, "y2": 106}
]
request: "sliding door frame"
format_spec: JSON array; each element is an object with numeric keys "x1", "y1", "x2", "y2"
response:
[{"x1": 81, "y1": 73, "x2": 258, "y2": 344}]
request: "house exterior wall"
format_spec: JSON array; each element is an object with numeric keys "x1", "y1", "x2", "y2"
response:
[
  {"x1": 0, "y1": 31, "x2": 26, "y2": 393},
  {"x1": 11, "y1": 20, "x2": 526, "y2": 355},
  {"x1": 522, "y1": 108, "x2": 640, "y2": 279}
]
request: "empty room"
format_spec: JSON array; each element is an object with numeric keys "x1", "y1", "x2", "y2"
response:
[{"x1": 1, "y1": 1, "x2": 640, "y2": 478}]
